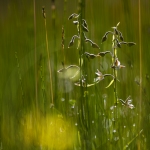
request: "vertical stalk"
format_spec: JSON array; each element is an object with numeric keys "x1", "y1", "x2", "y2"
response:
[
  {"x1": 62, "y1": 0, "x2": 66, "y2": 64},
  {"x1": 112, "y1": 34, "x2": 118, "y2": 104},
  {"x1": 78, "y1": 0, "x2": 84, "y2": 140},
  {"x1": 138, "y1": 0, "x2": 142, "y2": 105},
  {"x1": 62, "y1": 0, "x2": 69, "y2": 118},
  {"x1": 78, "y1": 1, "x2": 91, "y2": 149},
  {"x1": 78, "y1": 0, "x2": 86, "y2": 149},
  {"x1": 51, "y1": 0, "x2": 57, "y2": 103},
  {"x1": 112, "y1": 30, "x2": 118, "y2": 141},
  {"x1": 43, "y1": 7, "x2": 54, "y2": 105},
  {"x1": 138, "y1": 0, "x2": 142, "y2": 149},
  {"x1": 33, "y1": 0, "x2": 38, "y2": 116}
]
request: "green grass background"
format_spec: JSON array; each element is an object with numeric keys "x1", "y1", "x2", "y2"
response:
[{"x1": 0, "y1": 0, "x2": 150, "y2": 149}]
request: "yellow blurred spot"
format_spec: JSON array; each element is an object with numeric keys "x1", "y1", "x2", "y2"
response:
[
  {"x1": 21, "y1": 112, "x2": 77, "y2": 149},
  {"x1": 1, "y1": 111, "x2": 77, "y2": 149}
]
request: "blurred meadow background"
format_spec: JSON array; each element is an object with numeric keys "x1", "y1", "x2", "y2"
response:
[{"x1": 0, "y1": 0, "x2": 150, "y2": 150}]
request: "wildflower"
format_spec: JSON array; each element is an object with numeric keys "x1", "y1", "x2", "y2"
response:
[
  {"x1": 111, "y1": 58, "x2": 125, "y2": 69},
  {"x1": 118, "y1": 96, "x2": 135, "y2": 109},
  {"x1": 94, "y1": 69, "x2": 114, "y2": 83}
]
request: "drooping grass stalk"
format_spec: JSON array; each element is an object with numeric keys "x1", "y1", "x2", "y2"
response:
[
  {"x1": 42, "y1": 7, "x2": 54, "y2": 105},
  {"x1": 33, "y1": 0, "x2": 38, "y2": 114}
]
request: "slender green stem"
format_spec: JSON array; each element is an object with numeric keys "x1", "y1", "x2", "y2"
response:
[
  {"x1": 51, "y1": 0, "x2": 57, "y2": 104},
  {"x1": 77, "y1": 1, "x2": 87, "y2": 149},
  {"x1": 78, "y1": 1, "x2": 91, "y2": 149},
  {"x1": 43, "y1": 11, "x2": 54, "y2": 105},
  {"x1": 33, "y1": 0, "x2": 38, "y2": 115},
  {"x1": 138, "y1": 0, "x2": 142, "y2": 149},
  {"x1": 78, "y1": 1, "x2": 84, "y2": 136},
  {"x1": 112, "y1": 34, "x2": 118, "y2": 104},
  {"x1": 61, "y1": 0, "x2": 67, "y2": 117}
]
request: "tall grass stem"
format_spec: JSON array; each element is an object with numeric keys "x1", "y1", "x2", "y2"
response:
[
  {"x1": 44, "y1": 13, "x2": 54, "y2": 105},
  {"x1": 138, "y1": 0, "x2": 142, "y2": 149},
  {"x1": 33, "y1": 0, "x2": 38, "y2": 114}
]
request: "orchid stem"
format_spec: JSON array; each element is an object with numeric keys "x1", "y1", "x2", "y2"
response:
[{"x1": 112, "y1": 34, "x2": 118, "y2": 104}]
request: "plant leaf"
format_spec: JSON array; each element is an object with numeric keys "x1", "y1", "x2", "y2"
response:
[
  {"x1": 87, "y1": 83, "x2": 96, "y2": 87},
  {"x1": 116, "y1": 22, "x2": 120, "y2": 27},
  {"x1": 127, "y1": 42, "x2": 136, "y2": 47},
  {"x1": 123, "y1": 129, "x2": 143, "y2": 150},
  {"x1": 105, "y1": 79, "x2": 114, "y2": 88}
]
